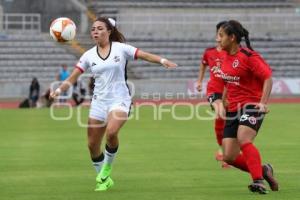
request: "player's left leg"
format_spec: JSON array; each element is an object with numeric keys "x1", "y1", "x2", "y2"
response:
[
  {"x1": 95, "y1": 110, "x2": 128, "y2": 191},
  {"x1": 237, "y1": 125, "x2": 267, "y2": 194},
  {"x1": 214, "y1": 117, "x2": 224, "y2": 161},
  {"x1": 214, "y1": 118, "x2": 231, "y2": 168}
]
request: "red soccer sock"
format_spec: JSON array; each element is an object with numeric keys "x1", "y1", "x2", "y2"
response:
[
  {"x1": 231, "y1": 153, "x2": 249, "y2": 172},
  {"x1": 214, "y1": 118, "x2": 225, "y2": 146},
  {"x1": 241, "y1": 142, "x2": 263, "y2": 180}
]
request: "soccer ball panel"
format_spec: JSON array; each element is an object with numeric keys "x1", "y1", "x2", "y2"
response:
[{"x1": 50, "y1": 17, "x2": 76, "y2": 42}]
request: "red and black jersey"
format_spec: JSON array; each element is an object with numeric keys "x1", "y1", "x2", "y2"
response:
[
  {"x1": 220, "y1": 47, "x2": 272, "y2": 112},
  {"x1": 201, "y1": 47, "x2": 226, "y2": 96}
]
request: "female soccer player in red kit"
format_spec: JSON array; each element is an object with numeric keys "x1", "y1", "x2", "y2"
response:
[
  {"x1": 197, "y1": 21, "x2": 229, "y2": 168},
  {"x1": 211, "y1": 20, "x2": 278, "y2": 194}
]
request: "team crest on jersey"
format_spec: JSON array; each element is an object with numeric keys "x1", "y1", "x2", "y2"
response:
[
  {"x1": 215, "y1": 58, "x2": 221, "y2": 65},
  {"x1": 120, "y1": 102, "x2": 126, "y2": 107},
  {"x1": 232, "y1": 59, "x2": 239, "y2": 68},
  {"x1": 114, "y1": 56, "x2": 120, "y2": 62}
]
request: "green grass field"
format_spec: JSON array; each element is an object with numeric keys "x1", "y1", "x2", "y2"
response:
[{"x1": 0, "y1": 103, "x2": 300, "y2": 200}]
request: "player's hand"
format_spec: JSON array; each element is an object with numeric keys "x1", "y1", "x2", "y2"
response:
[
  {"x1": 160, "y1": 58, "x2": 177, "y2": 68},
  {"x1": 50, "y1": 88, "x2": 61, "y2": 100},
  {"x1": 196, "y1": 80, "x2": 202, "y2": 92},
  {"x1": 222, "y1": 98, "x2": 229, "y2": 108},
  {"x1": 212, "y1": 99, "x2": 226, "y2": 119},
  {"x1": 255, "y1": 103, "x2": 269, "y2": 113}
]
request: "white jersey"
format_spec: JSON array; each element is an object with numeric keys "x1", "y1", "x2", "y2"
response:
[{"x1": 76, "y1": 42, "x2": 138, "y2": 101}]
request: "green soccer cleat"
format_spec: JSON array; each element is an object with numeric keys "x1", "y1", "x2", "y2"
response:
[
  {"x1": 96, "y1": 163, "x2": 112, "y2": 183},
  {"x1": 94, "y1": 177, "x2": 114, "y2": 191}
]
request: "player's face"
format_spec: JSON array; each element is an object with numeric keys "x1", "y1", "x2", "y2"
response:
[
  {"x1": 91, "y1": 21, "x2": 111, "y2": 43},
  {"x1": 217, "y1": 27, "x2": 233, "y2": 52},
  {"x1": 215, "y1": 29, "x2": 222, "y2": 48}
]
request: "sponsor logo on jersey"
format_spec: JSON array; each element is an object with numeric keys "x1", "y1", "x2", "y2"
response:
[
  {"x1": 232, "y1": 59, "x2": 239, "y2": 68},
  {"x1": 120, "y1": 102, "x2": 126, "y2": 107},
  {"x1": 211, "y1": 65, "x2": 221, "y2": 74},
  {"x1": 114, "y1": 56, "x2": 120, "y2": 62}
]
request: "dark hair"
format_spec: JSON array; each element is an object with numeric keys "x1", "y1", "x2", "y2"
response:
[
  {"x1": 221, "y1": 20, "x2": 253, "y2": 50},
  {"x1": 95, "y1": 17, "x2": 126, "y2": 43},
  {"x1": 216, "y1": 21, "x2": 227, "y2": 32}
]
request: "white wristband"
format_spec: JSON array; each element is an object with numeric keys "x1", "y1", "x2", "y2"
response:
[
  {"x1": 160, "y1": 58, "x2": 167, "y2": 65},
  {"x1": 55, "y1": 88, "x2": 62, "y2": 95}
]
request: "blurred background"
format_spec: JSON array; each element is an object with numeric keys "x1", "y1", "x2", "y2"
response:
[
  {"x1": 1, "y1": 2, "x2": 300, "y2": 200},
  {"x1": 0, "y1": 0, "x2": 300, "y2": 107}
]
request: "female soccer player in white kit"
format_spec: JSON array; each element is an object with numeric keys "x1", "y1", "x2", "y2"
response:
[{"x1": 50, "y1": 17, "x2": 177, "y2": 191}]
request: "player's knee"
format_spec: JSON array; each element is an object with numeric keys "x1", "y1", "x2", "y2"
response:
[
  {"x1": 106, "y1": 127, "x2": 118, "y2": 140},
  {"x1": 87, "y1": 140, "x2": 98, "y2": 152},
  {"x1": 237, "y1": 139, "x2": 252, "y2": 146},
  {"x1": 222, "y1": 154, "x2": 235, "y2": 164}
]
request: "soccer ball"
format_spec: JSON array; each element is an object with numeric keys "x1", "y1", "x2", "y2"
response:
[{"x1": 50, "y1": 17, "x2": 76, "y2": 42}]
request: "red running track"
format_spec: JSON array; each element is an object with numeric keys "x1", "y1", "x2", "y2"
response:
[{"x1": 1, "y1": 98, "x2": 300, "y2": 109}]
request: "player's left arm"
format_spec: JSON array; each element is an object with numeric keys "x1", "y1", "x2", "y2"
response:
[
  {"x1": 222, "y1": 87, "x2": 228, "y2": 107},
  {"x1": 256, "y1": 77, "x2": 273, "y2": 113},
  {"x1": 249, "y1": 53, "x2": 273, "y2": 113},
  {"x1": 135, "y1": 49, "x2": 177, "y2": 68}
]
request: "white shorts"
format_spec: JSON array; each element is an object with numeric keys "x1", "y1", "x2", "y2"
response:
[{"x1": 89, "y1": 98, "x2": 132, "y2": 122}]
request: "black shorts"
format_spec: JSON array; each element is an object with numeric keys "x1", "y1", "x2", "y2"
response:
[{"x1": 223, "y1": 105, "x2": 265, "y2": 138}]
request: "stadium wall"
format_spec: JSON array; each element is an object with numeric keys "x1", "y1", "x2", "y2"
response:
[
  {"x1": 0, "y1": 0, "x2": 81, "y2": 32},
  {"x1": 0, "y1": 5, "x2": 2, "y2": 31},
  {"x1": 117, "y1": 7, "x2": 300, "y2": 38},
  {"x1": 1, "y1": 78, "x2": 300, "y2": 99}
]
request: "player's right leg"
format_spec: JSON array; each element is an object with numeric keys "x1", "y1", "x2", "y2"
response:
[
  {"x1": 88, "y1": 101, "x2": 109, "y2": 191},
  {"x1": 248, "y1": 179, "x2": 268, "y2": 194},
  {"x1": 95, "y1": 109, "x2": 128, "y2": 191},
  {"x1": 87, "y1": 117, "x2": 106, "y2": 174}
]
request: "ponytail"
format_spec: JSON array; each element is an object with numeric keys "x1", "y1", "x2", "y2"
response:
[
  {"x1": 110, "y1": 27, "x2": 126, "y2": 43},
  {"x1": 242, "y1": 28, "x2": 253, "y2": 51},
  {"x1": 221, "y1": 20, "x2": 254, "y2": 50},
  {"x1": 95, "y1": 17, "x2": 126, "y2": 43}
]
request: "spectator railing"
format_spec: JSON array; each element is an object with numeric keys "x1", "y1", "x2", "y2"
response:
[
  {"x1": 2, "y1": 13, "x2": 41, "y2": 32},
  {"x1": 117, "y1": 12, "x2": 300, "y2": 38}
]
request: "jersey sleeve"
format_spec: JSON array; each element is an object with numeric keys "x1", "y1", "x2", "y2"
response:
[
  {"x1": 201, "y1": 49, "x2": 209, "y2": 65},
  {"x1": 75, "y1": 52, "x2": 90, "y2": 73},
  {"x1": 120, "y1": 43, "x2": 138, "y2": 61},
  {"x1": 248, "y1": 53, "x2": 272, "y2": 80}
]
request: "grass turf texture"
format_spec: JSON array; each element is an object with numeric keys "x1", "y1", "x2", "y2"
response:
[{"x1": 0, "y1": 104, "x2": 299, "y2": 200}]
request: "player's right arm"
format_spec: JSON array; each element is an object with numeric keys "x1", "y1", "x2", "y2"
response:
[
  {"x1": 50, "y1": 50, "x2": 91, "y2": 99},
  {"x1": 208, "y1": 93, "x2": 226, "y2": 119},
  {"x1": 212, "y1": 99, "x2": 226, "y2": 120},
  {"x1": 197, "y1": 50, "x2": 208, "y2": 92},
  {"x1": 50, "y1": 68, "x2": 82, "y2": 99},
  {"x1": 196, "y1": 62, "x2": 207, "y2": 92}
]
